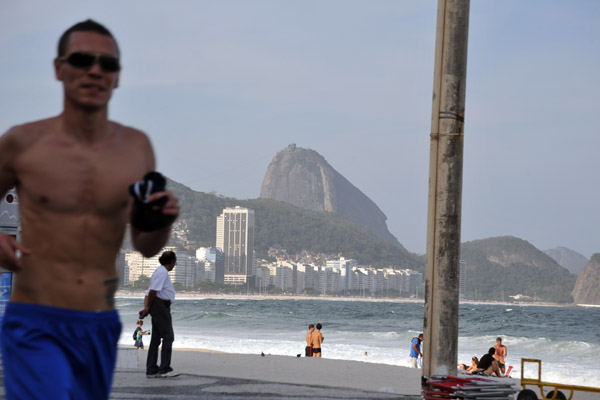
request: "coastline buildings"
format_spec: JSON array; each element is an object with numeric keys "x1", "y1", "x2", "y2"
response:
[
  {"x1": 255, "y1": 256, "x2": 422, "y2": 297},
  {"x1": 216, "y1": 207, "x2": 255, "y2": 285},
  {"x1": 125, "y1": 246, "x2": 202, "y2": 288}
]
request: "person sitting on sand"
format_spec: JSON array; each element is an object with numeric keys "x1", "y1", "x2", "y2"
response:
[
  {"x1": 311, "y1": 323, "x2": 324, "y2": 358},
  {"x1": 305, "y1": 324, "x2": 314, "y2": 357},
  {"x1": 458, "y1": 356, "x2": 479, "y2": 373},
  {"x1": 477, "y1": 348, "x2": 502, "y2": 377},
  {"x1": 493, "y1": 337, "x2": 507, "y2": 374}
]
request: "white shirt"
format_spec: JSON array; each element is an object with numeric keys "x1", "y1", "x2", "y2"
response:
[{"x1": 147, "y1": 265, "x2": 175, "y2": 302}]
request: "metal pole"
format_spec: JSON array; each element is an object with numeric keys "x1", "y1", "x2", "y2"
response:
[{"x1": 423, "y1": 0, "x2": 470, "y2": 379}]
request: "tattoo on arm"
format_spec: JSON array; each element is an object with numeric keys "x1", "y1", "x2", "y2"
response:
[{"x1": 104, "y1": 278, "x2": 119, "y2": 308}]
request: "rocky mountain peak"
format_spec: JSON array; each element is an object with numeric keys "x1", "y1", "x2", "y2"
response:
[{"x1": 260, "y1": 144, "x2": 398, "y2": 243}]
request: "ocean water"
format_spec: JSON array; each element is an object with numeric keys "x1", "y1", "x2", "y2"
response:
[{"x1": 116, "y1": 297, "x2": 600, "y2": 387}]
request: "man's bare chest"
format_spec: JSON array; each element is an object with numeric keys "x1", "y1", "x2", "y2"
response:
[{"x1": 15, "y1": 141, "x2": 146, "y2": 216}]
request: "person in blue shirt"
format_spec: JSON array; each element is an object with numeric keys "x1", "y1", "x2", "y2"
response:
[{"x1": 409, "y1": 334, "x2": 423, "y2": 368}]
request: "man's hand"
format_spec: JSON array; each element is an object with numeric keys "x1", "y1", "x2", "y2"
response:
[
  {"x1": 0, "y1": 233, "x2": 31, "y2": 271},
  {"x1": 139, "y1": 308, "x2": 150, "y2": 319},
  {"x1": 147, "y1": 190, "x2": 179, "y2": 218}
]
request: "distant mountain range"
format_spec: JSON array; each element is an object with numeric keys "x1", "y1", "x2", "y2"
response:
[
  {"x1": 460, "y1": 236, "x2": 577, "y2": 303},
  {"x1": 544, "y1": 246, "x2": 588, "y2": 275},
  {"x1": 148, "y1": 143, "x2": 595, "y2": 304},
  {"x1": 572, "y1": 254, "x2": 600, "y2": 305},
  {"x1": 260, "y1": 144, "x2": 398, "y2": 243}
]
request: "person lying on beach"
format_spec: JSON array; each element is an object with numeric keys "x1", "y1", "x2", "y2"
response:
[
  {"x1": 458, "y1": 356, "x2": 479, "y2": 373},
  {"x1": 476, "y1": 348, "x2": 502, "y2": 377}
]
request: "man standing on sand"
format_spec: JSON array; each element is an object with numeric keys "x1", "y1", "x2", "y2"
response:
[
  {"x1": 0, "y1": 20, "x2": 179, "y2": 399},
  {"x1": 305, "y1": 324, "x2": 315, "y2": 357},
  {"x1": 493, "y1": 337, "x2": 508, "y2": 375},
  {"x1": 409, "y1": 334, "x2": 423, "y2": 368},
  {"x1": 139, "y1": 251, "x2": 179, "y2": 378},
  {"x1": 311, "y1": 323, "x2": 324, "y2": 358}
]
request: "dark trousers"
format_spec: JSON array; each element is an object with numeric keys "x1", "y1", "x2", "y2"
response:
[{"x1": 146, "y1": 300, "x2": 174, "y2": 374}]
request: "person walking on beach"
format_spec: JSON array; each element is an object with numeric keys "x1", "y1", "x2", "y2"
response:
[
  {"x1": 311, "y1": 323, "x2": 324, "y2": 358},
  {"x1": 139, "y1": 251, "x2": 180, "y2": 378},
  {"x1": 305, "y1": 324, "x2": 315, "y2": 357},
  {"x1": 493, "y1": 337, "x2": 507, "y2": 374},
  {"x1": 0, "y1": 19, "x2": 179, "y2": 399},
  {"x1": 134, "y1": 320, "x2": 150, "y2": 349},
  {"x1": 409, "y1": 334, "x2": 423, "y2": 368}
]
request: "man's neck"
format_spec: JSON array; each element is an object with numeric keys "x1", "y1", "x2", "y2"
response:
[{"x1": 60, "y1": 104, "x2": 111, "y2": 143}]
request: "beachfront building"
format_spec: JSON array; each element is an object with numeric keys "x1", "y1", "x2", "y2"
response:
[
  {"x1": 125, "y1": 247, "x2": 191, "y2": 286},
  {"x1": 326, "y1": 257, "x2": 357, "y2": 292},
  {"x1": 255, "y1": 264, "x2": 271, "y2": 292},
  {"x1": 196, "y1": 247, "x2": 225, "y2": 283},
  {"x1": 216, "y1": 207, "x2": 255, "y2": 283},
  {"x1": 170, "y1": 253, "x2": 198, "y2": 288}
]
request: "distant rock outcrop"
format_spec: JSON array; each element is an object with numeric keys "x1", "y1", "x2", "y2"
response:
[
  {"x1": 544, "y1": 246, "x2": 588, "y2": 275},
  {"x1": 260, "y1": 144, "x2": 398, "y2": 243},
  {"x1": 572, "y1": 254, "x2": 600, "y2": 305},
  {"x1": 460, "y1": 236, "x2": 577, "y2": 303}
]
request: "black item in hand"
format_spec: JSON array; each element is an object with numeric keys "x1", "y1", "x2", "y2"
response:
[{"x1": 129, "y1": 171, "x2": 175, "y2": 232}]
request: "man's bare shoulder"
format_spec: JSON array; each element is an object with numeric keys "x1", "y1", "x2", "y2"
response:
[
  {"x1": 110, "y1": 122, "x2": 155, "y2": 170},
  {"x1": 110, "y1": 121, "x2": 150, "y2": 142},
  {"x1": 0, "y1": 117, "x2": 60, "y2": 157}
]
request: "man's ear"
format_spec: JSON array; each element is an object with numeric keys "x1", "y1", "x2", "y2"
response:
[{"x1": 54, "y1": 58, "x2": 63, "y2": 81}]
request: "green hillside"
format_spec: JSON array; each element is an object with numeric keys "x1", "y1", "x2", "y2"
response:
[
  {"x1": 167, "y1": 179, "x2": 424, "y2": 269},
  {"x1": 461, "y1": 236, "x2": 577, "y2": 303}
]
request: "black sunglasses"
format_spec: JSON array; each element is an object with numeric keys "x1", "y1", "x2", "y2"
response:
[{"x1": 59, "y1": 52, "x2": 121, "y2": 73}]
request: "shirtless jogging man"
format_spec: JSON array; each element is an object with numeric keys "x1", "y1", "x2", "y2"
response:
[{"x1": 0, "y1": 20, "x2": 179, "y2": 399}]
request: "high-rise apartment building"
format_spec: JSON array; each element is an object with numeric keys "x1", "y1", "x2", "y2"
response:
[{"x1": 216, "y1": 207, "x2": 255, "y2": 278}]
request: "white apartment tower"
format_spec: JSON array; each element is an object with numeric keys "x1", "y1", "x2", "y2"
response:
[{"x1": 216, "y1": 207, "x2": 255, "y2": 277}]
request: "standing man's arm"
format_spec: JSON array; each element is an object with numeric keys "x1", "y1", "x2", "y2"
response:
[
  {"x1": 139, "y1": 289, "x2": 158, "y2": 319},
  {"x1": 0, "y1": 128, "x2": 31, "y2": 270}
]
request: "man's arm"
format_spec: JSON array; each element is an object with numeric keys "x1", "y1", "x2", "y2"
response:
[
  {"x1": 130, "y1": 189, "x2": 179, "y2": 257},
  {"x1": 413, "y1": 342, "x2": 422, "y2": 356},
  {"x1": 0, "y1": 128, "x2": 31, "y2": 270},
  {"x1": 139, "y1": 289, "x2": 158, "y2": 319},
  {"x1": 129, "y1": 133, "x2": 180, "y2": 257}
]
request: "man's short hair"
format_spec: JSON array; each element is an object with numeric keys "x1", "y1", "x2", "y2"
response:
[
  {"x1": 496, "y1": 337, "x2": 502, "y2": 342},
  {"x1": 488, "y1": 347, "x2": 496, "y2": 355},
  {"x1": 308, "y1": 324, "x2": 314, "y2": 329},
  {"x1": 159, "y1": 251, "x2": 177, "y2": 266},
  {"x1": 57, "y1": 19, "x2": 119, "y2": 57},
  {"x1": 418, "y1": 334, "x2": 424, "y2": 338},
  {"x1": 316, "y1": 323, "x2": 322, "y2": 330}
]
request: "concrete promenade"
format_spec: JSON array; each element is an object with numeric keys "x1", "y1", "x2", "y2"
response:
[{"x1": 110, "y1": 347, "x2": 423, "y2": 399}]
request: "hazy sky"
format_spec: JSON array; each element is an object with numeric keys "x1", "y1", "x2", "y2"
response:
[{"x1": 1, "y1": 1, "x2": 598, "y2": 258}]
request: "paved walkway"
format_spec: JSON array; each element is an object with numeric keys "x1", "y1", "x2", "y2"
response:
[{"x1": 111, "y1": 370, "x2": 420, "y2": 399}]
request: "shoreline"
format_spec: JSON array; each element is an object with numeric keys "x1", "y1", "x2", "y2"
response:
[{"x1": 116, "y1": 291, "x2": 573, "y2": 308}]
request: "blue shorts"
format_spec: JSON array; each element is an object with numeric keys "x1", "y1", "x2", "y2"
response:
[{"x1": 0, "y1": 302, "x2": 122, "y2": 400}]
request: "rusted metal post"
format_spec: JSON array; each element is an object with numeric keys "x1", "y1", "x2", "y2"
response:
[{"x1": 423, "y1": 0, "x2": 470, "y2": 380}]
